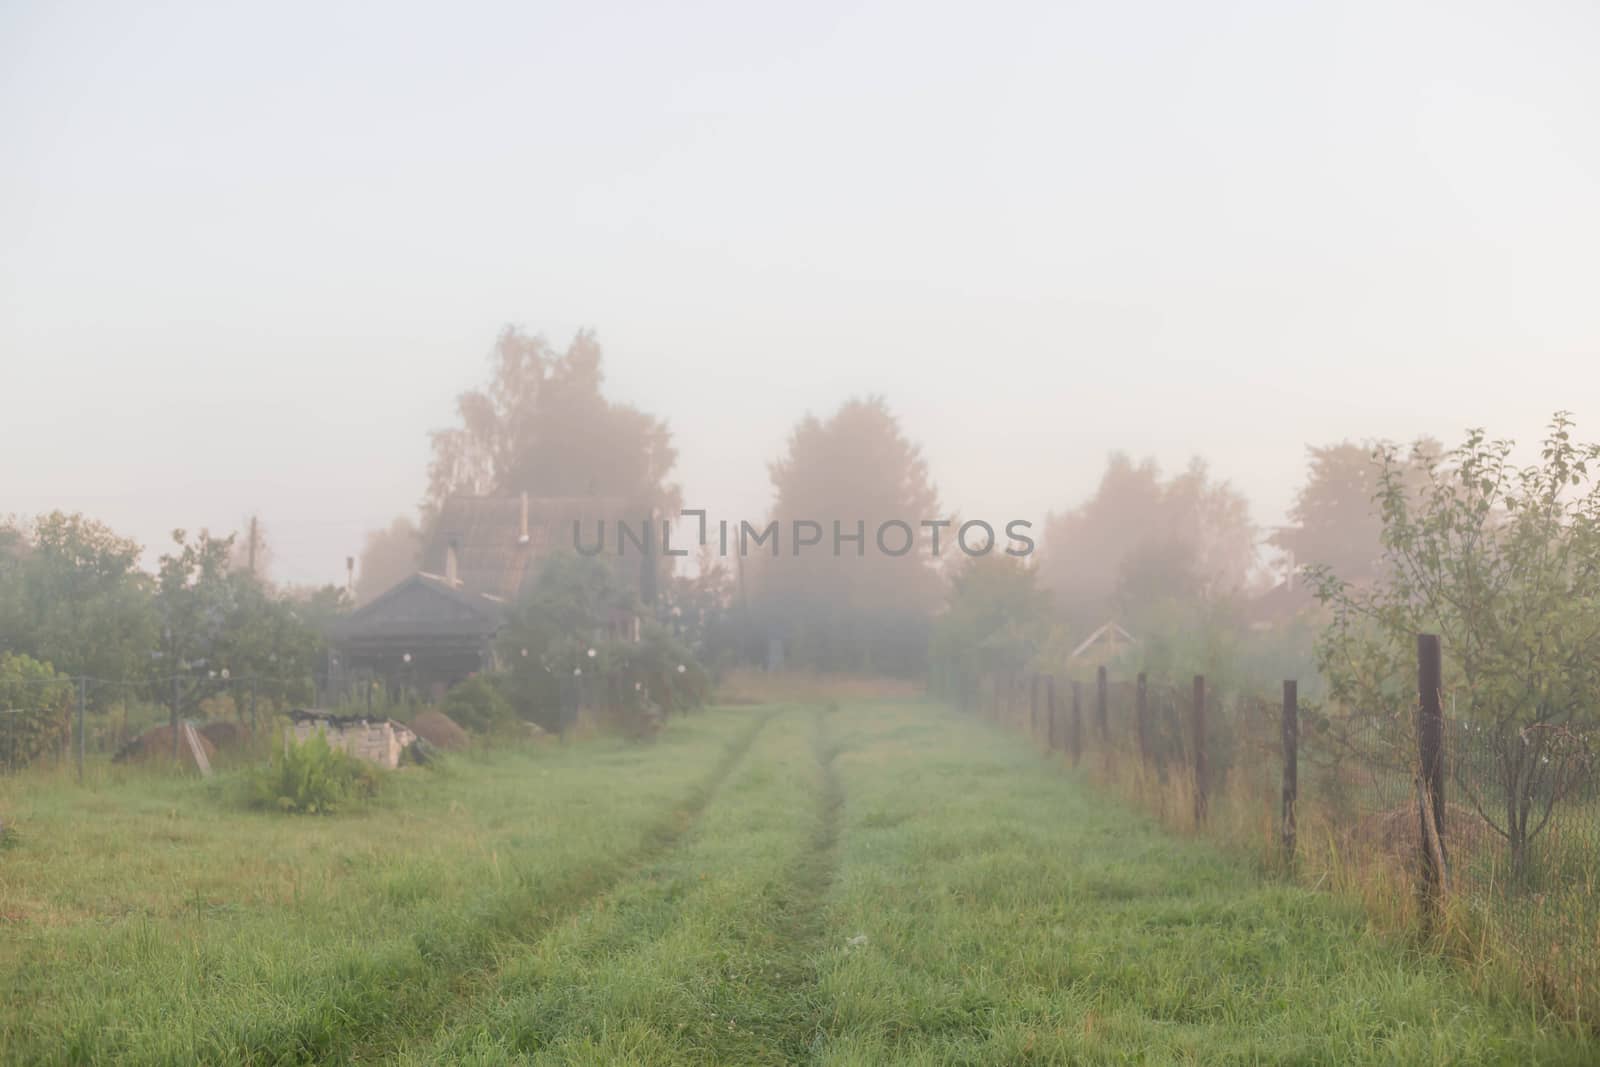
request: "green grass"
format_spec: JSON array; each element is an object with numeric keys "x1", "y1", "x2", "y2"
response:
[
  {"x1": 0, "y1": 708, "x2": 773, "y2": 1064},
  {"x1": 2, "y1": 699, "x2": 1594, "y2": 1064}
]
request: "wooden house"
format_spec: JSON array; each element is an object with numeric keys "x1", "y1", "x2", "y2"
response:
[{"x1": 329, "y1": 493, "x2": 642, "y2": 702}]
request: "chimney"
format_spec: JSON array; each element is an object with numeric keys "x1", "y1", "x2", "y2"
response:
[
  {"x1": 519, "y1": 491, "x2": 530, "y2": 545},
  {"x1": 446, "y1": 539, "x2": 460, "y2": 586}
]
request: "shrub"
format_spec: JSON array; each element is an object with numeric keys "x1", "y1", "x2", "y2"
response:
[
  {"x1": 440, "y1": 676, "x2": 516, "y2": 735},
  {"x1": 0, "y1": 653, "x2": 71, "y2": 770},
  {"x1": 247, "y1": 733, "x2": 382, "y2": 814}
]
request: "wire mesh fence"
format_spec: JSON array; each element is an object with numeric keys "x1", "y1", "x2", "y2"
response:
[
  {"x1": 1446, "y1": 717, "x2": 1600, "y2": 1011},
  {"x1": 936, "y1": 643, "x2": 1600, "y2": 1023},
  {"x1": 0, "y1": 672, "x2": 318, "y2": 777}
]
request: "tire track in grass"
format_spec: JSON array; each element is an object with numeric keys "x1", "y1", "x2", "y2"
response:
[
  {"x1": 315, "y1": 708, "x2": 777, "y2": 1066},
  {"x1": 401, "y1": 705, "x2": 840, "y2": 1065},
  {"x1": 806, "y1": 701, "x2": 1600, "y2": 1065},
  {"x1": 743, "y1": 702, "x2": 845, "y2": 1063}
]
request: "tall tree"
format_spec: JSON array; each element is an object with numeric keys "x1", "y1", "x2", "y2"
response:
[
  {"x1": 155, "y1": 530, "x2": 240, "y2": 681},
  {"x1": 1271, "y1": 438, "x2": 1442, "y2": 586},
  {"x1": 425, "y1": 327, "x2": 680, "y2": 521},
  {"x1": 754, "y1": 396, "x2": 943, "y2": 675},
  {"x1": 156, "y1": 530, "x2": 324, "y2": 713},
  {"x1": 1039, "y1": 454, "x2": 1254, "y2": 632},
  {"x1": 354, "y1": 516, "x2": 422, "y2": 604}
]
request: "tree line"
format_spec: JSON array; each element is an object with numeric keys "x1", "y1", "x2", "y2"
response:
[{"x1": 10, "y1": 322, "x2": 1595, "y2": 838}]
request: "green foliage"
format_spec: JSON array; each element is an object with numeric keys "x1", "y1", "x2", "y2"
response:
[
  {"x1": 247, "y1": 733, "x2": 383, "y2": 814},
  {"x1": 0, "y1": 653, "x2": 72, "y2": 769},
  {"x1": 929, "y1": 555, "x2": 1049, "y2": 703},
  {"x1": 0, "y1": 513, "x2": 158, "y2": 699},
  {"x1": 490, "y1": 550, "x2": 711, "y2": 733},
  {"x1": 0, "y1": 515, "x2": 335, "y2": 724},
  {"x1": 1313, "y1": 413, "x2": 1600, "y2": 866},
  {"x1": 631, "y1": 619, "x2": 710, "y2": 713},
  {"x1": 154, "y1": 529, "x2": 328, "y2": 712},
  {"x1": 440, "y1": 676, "x2": 516, "y2": 735},
  {"x1": 661, "y1": 546, "x2": 740, "y2": 674},
  {"x1": 496, "y1": 551, "x2": 640, "y2": 726}
]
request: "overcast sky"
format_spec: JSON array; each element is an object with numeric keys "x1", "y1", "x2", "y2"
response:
[{"x1": 4, "y1": 0, "x2": 1598, "y2": 586}]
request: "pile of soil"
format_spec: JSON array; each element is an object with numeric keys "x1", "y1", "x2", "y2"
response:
[
  {"x1": 410, "y1": 710, "x2": 469, "y2": 750},
  {"x1": 113, "y1": 724, "x2": 217, "y2": 768},
  {"x1": 198, "y1": 721, "x2": 250, "y2": 752},
  {"x1": 1356, "y1": 801, "x2": 1493, "y2": 859}
]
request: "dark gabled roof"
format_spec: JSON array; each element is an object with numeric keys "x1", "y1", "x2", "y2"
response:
[
  {"x1": 421, "y1": 495, "x2": 630, "y2": 600},
  {"x1": 330, "y1": 572, "x2": 507, "y2": 645}
]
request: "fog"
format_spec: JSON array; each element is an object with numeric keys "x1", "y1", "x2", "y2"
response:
[{"x1": 4, "y1": 0, "x2": 1598, "y2": 586}]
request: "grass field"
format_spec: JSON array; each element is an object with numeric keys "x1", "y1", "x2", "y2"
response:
[{"x1": 2, "y1": 700, "x2": 1595, "y2": 1065}]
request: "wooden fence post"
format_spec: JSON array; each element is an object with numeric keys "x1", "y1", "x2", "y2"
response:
[
  {"x1": 1046, "y1": 675, "x2": 1058, "y2": 750},
  {"x1": 1029, "y1": 673, "x2": 1040, "y2": 741},
  {"x1": 1192, "y1": 674, "x2": 1208, "y2": 827},
  {"x1": 1417, "y1": 634, "x2": 1447, "y2": 912},
  {"x1": 76, "y1": 676, "x2": 87, "y2": 783},
  {"x1": 1135, "y1": 672, "x2": 1150, "y2": 765},
  {"x1": 1281, "y1": 679, "x2": 1298, "y2": 864},
  {"x1": 1096, "y1": 666, "x2": 1109, "y2": 745},
  {"x1": 1070, "y1": 680, "x2": 1083, "y2": 765}
]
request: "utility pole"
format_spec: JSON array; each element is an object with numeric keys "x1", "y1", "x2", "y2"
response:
[{"x1": 247, "y1": 516, "x2": 260, "y2": 578}]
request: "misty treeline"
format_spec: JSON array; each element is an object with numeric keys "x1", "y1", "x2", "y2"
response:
[
  {"x1": 386, "y1": 323, "x2": 1520, "y2": 711},
  {"x1": 8, "y1": 323, "x2": 1600, "y2": 790}
]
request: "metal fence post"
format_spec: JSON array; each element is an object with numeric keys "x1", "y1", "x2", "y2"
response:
[
  {"x1": 1192, "y1": 674, "x2": 1208, "y2": 827},
  {"x1": 1282, "y1": 679, "x2": 1297, "y2": 864},
  {"x1": 1417, "y1": 633, "x2": 1447, "y2": 912}
]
